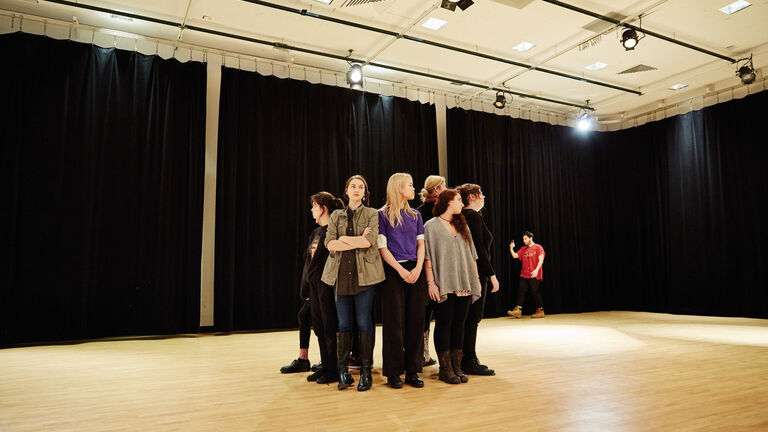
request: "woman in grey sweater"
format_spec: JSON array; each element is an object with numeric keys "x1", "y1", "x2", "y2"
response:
[{"x1": 423, "y1": 189, "x2": 482, "y2": 384}]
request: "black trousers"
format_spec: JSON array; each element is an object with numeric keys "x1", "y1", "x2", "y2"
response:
[
  {"x1": 309, "y1": 280, "x2": 338, "y2": 374},
  {"x1": 517, "y1": 277, "x2": 543, "y2": 308},
  {"x1": 380, "y1": 260, "x2": 427, "y2": 377},
  {"x1": 463, "y1": 277, "x2": 488, "y2": 358},
  {"x1": 433, "y1": 293, "x2": 471, "y2": 353},
  {"x1": 298, "y1": 298, "x2": 311, "y2": 349}
]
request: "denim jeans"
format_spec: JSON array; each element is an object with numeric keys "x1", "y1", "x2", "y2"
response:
[{"x1": 336, "y1": 286, "x2": 376, "y2": 333}]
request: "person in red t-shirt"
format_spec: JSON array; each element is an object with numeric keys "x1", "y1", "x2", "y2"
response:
[{"x1": 507, "y1": 231, "x2": 546, "y2": 318}]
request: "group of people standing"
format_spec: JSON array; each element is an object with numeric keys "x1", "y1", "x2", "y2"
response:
[{"x1": 281, "y1": 173, "x2": 546, "y2": 391}]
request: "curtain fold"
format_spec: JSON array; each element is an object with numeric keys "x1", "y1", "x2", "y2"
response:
[{"x1": 0, "y1": 33, "x2": 206, "y2": 345}]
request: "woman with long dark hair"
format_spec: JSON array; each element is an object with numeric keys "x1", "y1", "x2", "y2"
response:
[
  {"x1": 321, "y1": 175, "x2": 385, "y2": 391},
  {"x1": 378, "y1": 173, "x2": 427, "y2": 388},
  {"x1": 303, "y1": 192, "x2": 345, "y2": 384},
  {"x1": 423, "y1": 189, "x2": 482, "y2": 384},
  {"x1": 457, "y1": 183, "x2": 499, "y2": 376}
]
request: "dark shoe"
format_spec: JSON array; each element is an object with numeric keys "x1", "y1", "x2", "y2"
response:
[
  {"x1": 450, "y1": 350, "x2": 469, "y2": 383},
  {"x1": 462, "y1": 356, "x2": 495, "y2": 376},
  {"x1": 404, "y1": 373, "x2": 424, "y2": 388},
  {"x1": 317, "y1": 373, "x2": 339, "y2": 384},
  {"x1": 337, "y1": 332, "x2": 355, "y2": 390},
  {"x1": 423, "y1": 357, "x2": 437, "y2": 367},
  {"x1": 357, "y1": 332, "x2": 374, "y2": 392},
  {"x1": 311, "y1": 362, "x2": 322, "y2": 372},
  {"x1": 437, "y1": 351, "x2": 460, "y2": 384},
  {"x1": 387, "y1": 375, "x2": 404, "y2": 389},
  {"x1": 307, "y1": 368, "x2": 324, "y2": 382},
  {"x1": 280, "y1": 358, "x2": 310, "y2": 373}
]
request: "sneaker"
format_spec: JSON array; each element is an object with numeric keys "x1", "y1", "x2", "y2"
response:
[
  {"x1": 348, "y1": 356, "x2": 362, "y2": 369},
  {"x1": 532, "y1": 308, "x2": 545, "y2": 318},
  {"x1": 280, "y1": 358, "x2": 311, "y2": 373},
  {"x1": 507, "y1": 306, "x2": 522, "y2": 319}
]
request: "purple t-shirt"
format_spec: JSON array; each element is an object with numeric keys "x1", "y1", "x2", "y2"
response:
[{"x1": 377, "y1": 208, "x2": 425, "y2": 262}]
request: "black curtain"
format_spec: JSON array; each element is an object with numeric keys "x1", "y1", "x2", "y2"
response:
[
  {"x1": 0, "y1": 33, "x2": 206, "y2": 345},
  {"x1": 215, "y1": 69, "x2": 438, "y2": 331},
  {"x1": 447, "y1": 91, "x2": 768, "y2": 319}
]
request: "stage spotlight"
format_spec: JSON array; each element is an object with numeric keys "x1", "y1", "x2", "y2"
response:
[
  {"x1": 576, "y1": 102, "x2": 594, "y2": 131},
  {"x1": 621, "y1": 28, "x2": 640, "y2": 51},
  {"x1": 736, "y1": 55, "x2": 756, "y2": 85},
  {"x1": 494, "y1": 92, "x2": 506, "y2": 109},
  {"x1": 346, "y1": 63, "x2": 363, "y2": 89}
]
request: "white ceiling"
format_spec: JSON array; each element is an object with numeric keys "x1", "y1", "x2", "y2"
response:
[{"x1": 1, "y1": 0, "x2": 767, "y2": 122}]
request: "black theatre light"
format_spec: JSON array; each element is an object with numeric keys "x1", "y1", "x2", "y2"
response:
[
  {"x1": 621, "y1": 28, "x2": 640, "y2": 50},
  {"x1": 346, "y1": 63, "x2": 363, "y2": 89},
  {"x1": 456, "y1": 0, "x2": 474, "y2": 11},
  {"x1": 494, "y1": 92, "x2": 506, "y2": 109},
  {"x1": 736, "y1": 55, "x2": 756, "y2": 85},
  {"x1": 440, "y1": 0, "x2": 456, "y2": 12}
]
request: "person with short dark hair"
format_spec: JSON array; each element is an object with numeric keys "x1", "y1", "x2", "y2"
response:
[{"x1": 508, "y1": 231, "x2": 546, "y2": 318}]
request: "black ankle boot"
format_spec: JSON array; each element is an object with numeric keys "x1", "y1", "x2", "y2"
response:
[
  {"x1": 336, "y1": 332, "x2": 355, "y2": 390},
  {"x1": 357, "y1": 332, "x2": 373, "y2": 391}
]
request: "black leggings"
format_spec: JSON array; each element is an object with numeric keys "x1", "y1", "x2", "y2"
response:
[
  {"x1": 433, "y1": 294, "x2": 471, "y2": 353},
  {"x1": 463, "y1": 278, "x2": 488, "y2": 358},
  {"x1": 298, "y1": 299, "x2": 311, "y2": 349},
  {"x1": 517, "y1": 277, "x2": 543, "y2": 309}
]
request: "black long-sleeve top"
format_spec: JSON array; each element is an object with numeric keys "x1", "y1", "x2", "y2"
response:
[
  {"x1": 299, "y1": 225, "x2": 329, "y2": 299},
  {"x1": 416, "y1": 201, "x2": 435, "y2": 224},
  {"x1": 462, "y1": 208, "x2": 495, "y2": 278}
]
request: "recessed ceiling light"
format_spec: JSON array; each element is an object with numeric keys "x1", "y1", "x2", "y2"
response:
[
  {"x1": 314, "y1": 0, "x2": 333, "y2": 4},
  {"x1": 669, "y1": 83, "x2": 688, "y2": 90},
  {"x1": 719, "y1": 1, "x2": 751, "y2": 14},
  {"x1": 585, "y1": 61, "x2": 608, "y2": 71},
  {"x1": 512, "y1": 41, "x2": 535, "y2": 52},
  {"x1": 422, "y1": 17, "x2": 447, "y2": 31}
]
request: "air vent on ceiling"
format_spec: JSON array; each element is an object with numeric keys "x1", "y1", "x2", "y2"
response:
[
  {"x1": 618, "y1": 64, "x2": 658, "y2": 74},
  {"x1": 490, "y1": 0, "x2": 535, "y2": 9},
  {"x1": 341, "y1": 0, "x2": 388, "y2": 7},
  {"x1": 582, "y1": 12, "x2": 626, "y2": 33}
]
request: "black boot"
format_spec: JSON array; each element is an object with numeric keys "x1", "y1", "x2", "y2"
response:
[
  {"x1": 336, "y1": 332, "x2": 355, "y2": 390},
  {"x1": 462, "y1": 355, "x2": 495, "y2": 376},
  {"x1": 357, "y1": 332, "x2": 374, "y2": 392}
]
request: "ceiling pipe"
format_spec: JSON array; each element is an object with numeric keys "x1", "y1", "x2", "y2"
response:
[
  {"x1": 238, "y1": 0, "x2": 641, "y2": 95},
  {"x1": 540, "y1": 0, "x2": 736, "y2": 63},
  {"x1": 40, "y1": 0, "x2": 594, "y2": 110}
]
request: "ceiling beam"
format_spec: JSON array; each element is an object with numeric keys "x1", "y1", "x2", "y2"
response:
[{"x1": 540, "y1": 0, "x2": 737, "y2": 63}]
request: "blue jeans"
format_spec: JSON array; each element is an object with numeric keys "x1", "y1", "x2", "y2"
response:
[{"x1": 336, "y1": 287, "x2": 376, "y2": 333}]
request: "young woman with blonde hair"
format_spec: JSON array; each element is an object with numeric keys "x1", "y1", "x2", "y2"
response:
[
  {"x1": 378, "y1": 173, "x2": 427, "y2": 388},
  {"x1": 416, "y1": 175, "x2": 446, "y2": 367},
  {"x1": 322, "y1": 175, "x2": 385, "y2": 391}
]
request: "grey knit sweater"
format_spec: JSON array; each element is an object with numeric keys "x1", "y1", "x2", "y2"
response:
[{"x1": 424, "y1": 218, "x2": 482, "y2": 304}]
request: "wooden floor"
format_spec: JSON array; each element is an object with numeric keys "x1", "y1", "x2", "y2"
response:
[{"x1": 2, "y1": 311, "x2": 768, "y2": 431}]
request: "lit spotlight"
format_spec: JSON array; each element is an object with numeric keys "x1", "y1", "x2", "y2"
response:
[
  {"x1": 620, "y1": 28, "x2": 642, "y2": 51},
  {"x1": 494, "y1": 91, "x2": 506, "y2": 109},
  {"x1": 576, "y1": 102, "x2": 594, "y2": 131},
  {"x1": 346, "y1": 63, "x2": 363, "y2": 89},
  {"x1": 736, "y1": 55, "x2": 756, "y2": 85}
]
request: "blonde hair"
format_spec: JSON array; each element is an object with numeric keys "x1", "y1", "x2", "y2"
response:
[
  {"x1": 420, "y1": 175, "x2": 446, "y2": 202},
  {"x1": 382, "y1": 173, "x2": 417, "y2": 227}
]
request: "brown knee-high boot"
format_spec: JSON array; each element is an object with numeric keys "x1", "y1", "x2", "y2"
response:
[
  {"x1": 437, "y1": 351, "x2": 460, "y2": 384},
  {"x1": 450, "y1": 349, "x2": 469, "y2": 383}
]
